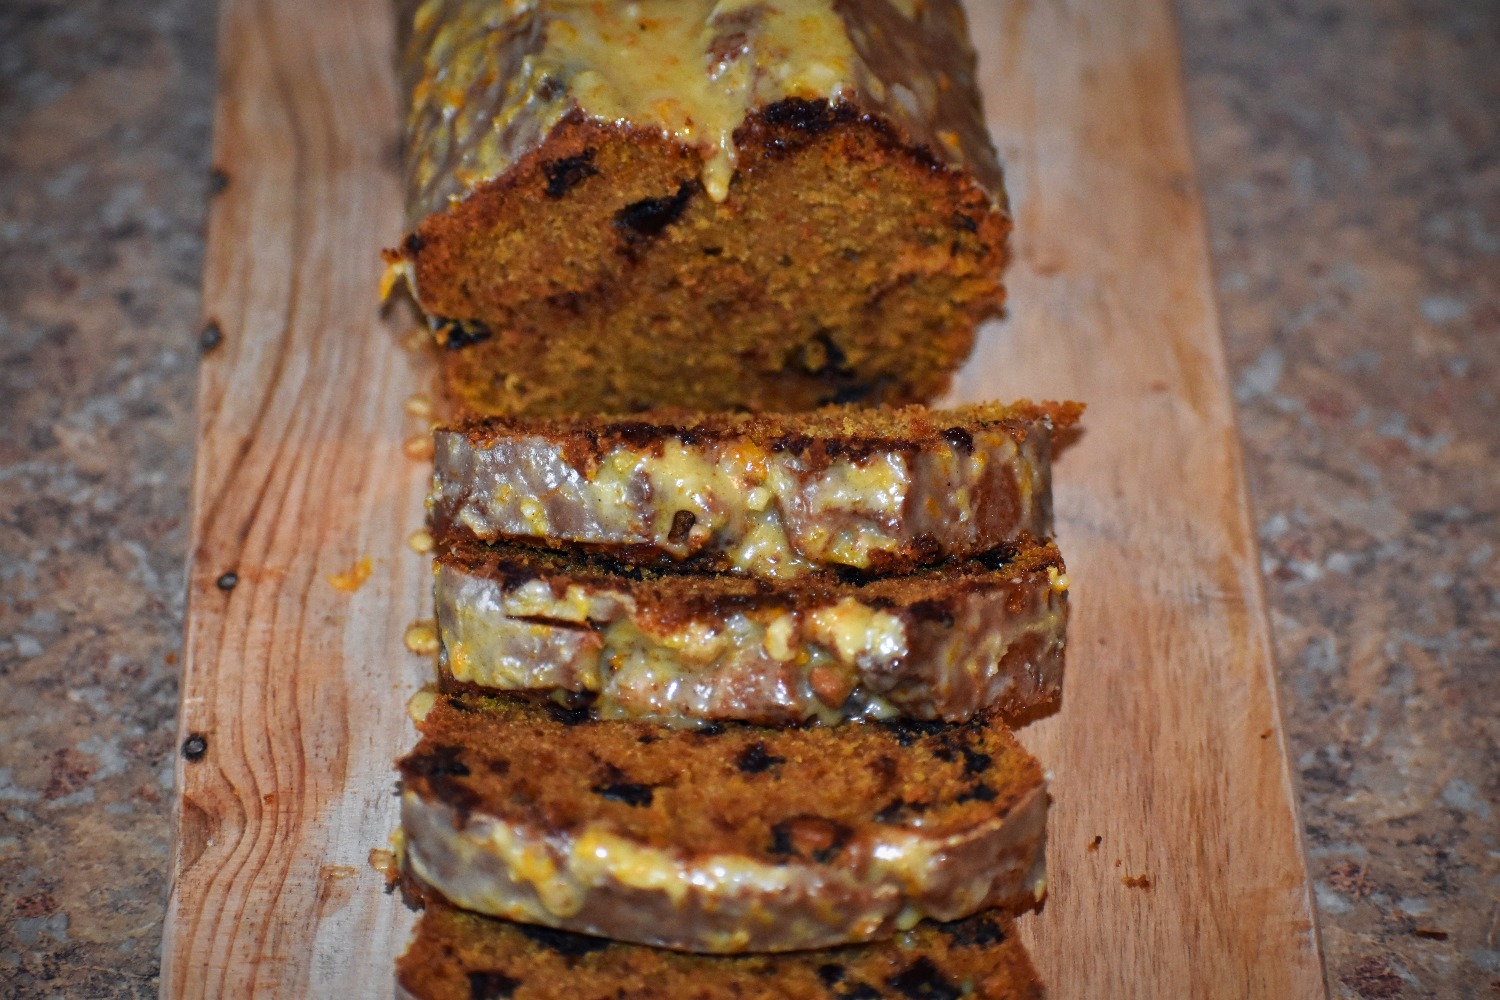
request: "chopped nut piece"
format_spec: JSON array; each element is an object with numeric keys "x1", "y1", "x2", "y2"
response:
[
  {"x1": 809, "y1": 663, "x2": 857, "y2": 708},
  {"x1": 404, "y1": 433, "x2": 436, "y2": 461},
  {"x1": 407, "y1": 687, "x2": 439, "y2": 722},
  {"x1": 405, "y1": 620, "x2": 440, "y2": 655},
  {"x1": 328, "y1": 556, "x2": 374, "y2": 593}
]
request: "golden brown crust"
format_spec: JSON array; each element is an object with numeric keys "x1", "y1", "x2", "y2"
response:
[
  {"x1": 397, "y1": 0, "x2": 1006, "y2": 220},
  {"x1": 445, "y1": 400, "x2": 1082, "y2": 469}
]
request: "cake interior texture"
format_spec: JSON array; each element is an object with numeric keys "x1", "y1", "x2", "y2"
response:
[
  {"x1": 401, "y1": 692, "x2": 1044, "y2": 864},
  {"x1": 405, "y1": 109, "x2": 1008, "y2": 417}
]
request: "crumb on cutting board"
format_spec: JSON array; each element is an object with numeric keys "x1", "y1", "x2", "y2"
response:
[{"x1": 328, "y1": 555, "x2": 374, "y2": 592}]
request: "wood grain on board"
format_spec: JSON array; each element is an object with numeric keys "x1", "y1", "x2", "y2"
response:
[
  {"x1": 161, "y1": 0, "x2": 1327, "y2": 996},
  {"x1": 951, "y1": 1, "x2": 1326, "y2": 995}
]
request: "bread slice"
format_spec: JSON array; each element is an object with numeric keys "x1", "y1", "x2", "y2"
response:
[
  {"x1": 399, "y1": 691, "x2": 1048, "y2": 953},
  {"x1": 435, "y1": 538, "x2": 1068, "y2": 726},
  {"x1": 431, "y1": 402, "x2": 1079, "y2": 580},
  {"x1": 389, "y1": 0, "x2": 1009, "y2": 417},
  {"x1": 397, "y1": 895, "x2": 1043, "y2": 999}
]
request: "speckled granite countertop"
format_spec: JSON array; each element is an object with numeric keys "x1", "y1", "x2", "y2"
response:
[{"x1": 0, "y1": 0, "x2": 1494, "y2": 997}]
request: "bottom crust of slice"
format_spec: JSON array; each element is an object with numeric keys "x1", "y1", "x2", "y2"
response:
[{"x1": 397, "y1": 896, "x2": 1044, "y2": 1000}]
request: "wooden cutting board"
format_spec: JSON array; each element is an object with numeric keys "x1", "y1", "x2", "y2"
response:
[{"x1": 161, "y1": 0, "x2": 1327, "y2": 995}]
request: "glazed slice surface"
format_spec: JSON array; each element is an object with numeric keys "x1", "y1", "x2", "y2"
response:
[
  {"x1": 399, "y1": 692, "x2": 1048, "y2": 953},
  {"x1": 436, "y1": 538, "x2": 1069, "y2": 725},
  {"x1": 431, "y1": 402, "x2": 1079, "y2": 579},
  {"x1": 396, "y1": 896, "x2": 1043, "y2": 1000}
]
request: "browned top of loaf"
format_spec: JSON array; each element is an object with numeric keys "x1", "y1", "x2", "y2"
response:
[
  {"x1": 397, "y1": 896, "x2": 1043, "y2": 1000},
  {"x1": 397, "y1": 0, "x2": 1004, "y2": 221},
  {"x1": 447, "y1": 400, "x2": 1083, "y2": 470},
  {"x1": 400, "y1": 692, "x2": 1043, "y2": 862},
  {"x1": 439, "y1": 538, "x2": 1063, "y2": 628}
]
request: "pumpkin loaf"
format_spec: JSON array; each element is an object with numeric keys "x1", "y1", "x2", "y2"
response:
[
  {"x1": 397, "y1": 896, "x2": 1043, "y2": 1000},
  {"x1": 431, "y1": 401, "x2": 1080, "y2": 579},
  {"x1": 388, "y1": 0, "x2": 1010, "y2": 417},
  {"x1": 399, "y1": 691, "x2": 1048, "y2": 953},
  {"x1": 434, "y1": 538, "x2": 1068, "y2": 726}
]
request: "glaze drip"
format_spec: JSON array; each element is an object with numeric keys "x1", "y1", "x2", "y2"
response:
[{"x1": 401, "y1": 0, "x2": 1004, "y2": 220}]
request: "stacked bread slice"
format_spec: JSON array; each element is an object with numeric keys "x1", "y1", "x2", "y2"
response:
[{"x1": 395, "y1": 402, "x2": 1076, "y2": 997}]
